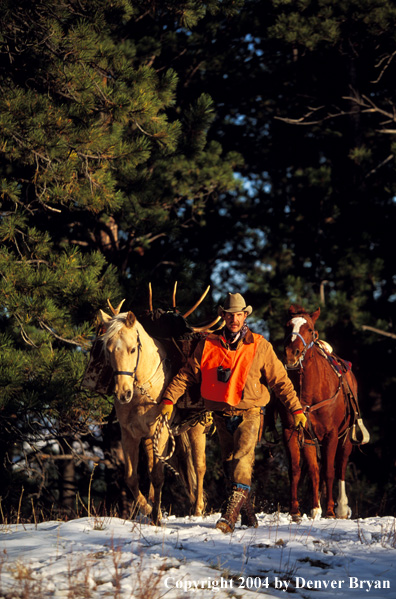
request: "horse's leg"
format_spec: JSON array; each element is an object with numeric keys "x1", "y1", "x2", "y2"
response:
[
  {"x1": 335, "y1": 435, "x2": 353, "y2": 518},
  {"x1": 143, "y1": 427, "x2": 170, "y2": 525},
  {"x1": 141, "y1": 437, "x2": 165, "y2": 525},
  {"x1": 283, "y1": 429, "x2": 302, "y2": 519},
  {"x1": 120, "y1": 429, "x2": 152, "y2": 517},
  {"x1": 187, "y1": 423, "x2": 206, "y2": 516},
  {"x1": 141, "y1": 438, "x2": 155, "y2": 507},
  {"x1": 302, "y1": 443, "x2": 321, "y2": 519},
  {"x1": 321, "y1": 434, "x2": 339, "y2": 518}
]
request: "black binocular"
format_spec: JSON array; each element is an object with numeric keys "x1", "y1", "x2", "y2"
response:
[{"x1": 217, "y1": 365, "x2": 231, "y2": 383}]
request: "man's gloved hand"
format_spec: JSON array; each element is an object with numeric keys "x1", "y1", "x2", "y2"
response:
[
  {"x1": 293, "y1": 410, "x2": 307, "y2": 428},
  {"x1": 160, "y1": 399, "x2": 173, "y2": 419}
]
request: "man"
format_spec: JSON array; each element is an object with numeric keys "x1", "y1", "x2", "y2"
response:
[{"x1": 160, "y1": 293, "x2": 307, "y2": 533}]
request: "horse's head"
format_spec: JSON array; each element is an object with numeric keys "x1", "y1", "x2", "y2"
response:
[
  {"x1": 284, "y1": 305, "x2": 320, "y2": 367},
  {"x1": 100, "y1": 310, "x2": 141, "y2": 404}
]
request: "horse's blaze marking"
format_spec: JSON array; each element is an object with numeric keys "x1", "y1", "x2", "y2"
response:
[{"x1": 290, "y1": 317, "x2": 307, "y2": 339}]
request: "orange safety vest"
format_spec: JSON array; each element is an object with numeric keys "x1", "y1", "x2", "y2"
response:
[{"x1": 200, "y1": 334, "x2": 261, "y2": 406}]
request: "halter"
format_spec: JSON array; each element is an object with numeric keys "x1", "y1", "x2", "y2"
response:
[{"x1": 113, "y1": 330, "x2": 142, "y2": 381}]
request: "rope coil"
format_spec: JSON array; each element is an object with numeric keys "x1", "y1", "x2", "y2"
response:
[{"x1": 152, "y1": 414, "x2": 179, "y2": 476}]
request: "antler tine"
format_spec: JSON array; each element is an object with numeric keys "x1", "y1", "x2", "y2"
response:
[
  {"x1": 172, "y1": 281, "x2": 178, "y2": 309},
  {"x1": 208, "y1": 317, "x2": 225, "y2": 333},
  {"x1": 107, "y1": 298, "x2": 126, "y2": 315},
  {"x1": 192, "y1": 316, "x2": 222, "y2": 333},
  {"x1": 148, "y1": 282, "x2": 153, "y2": 312},
  {"x1": 183, "y1": 285, "x2": 210, "y2": 318}
]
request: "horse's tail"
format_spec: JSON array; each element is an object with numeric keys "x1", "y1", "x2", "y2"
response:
[{"x1": 173, "y1": 431, "x2": 197, "y2": 504}]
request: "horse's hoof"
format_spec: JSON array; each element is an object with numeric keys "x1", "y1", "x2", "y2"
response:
[
  {"x1": 137, "y1": 503, "x2": 152, "y2": 517},
  {"x1": 291, "y1": 513, "x2": 301, "y2": 523},
  {"x1": 149, "y1": 519, "x2": 162, "y2": 527},
  {"x1": 310, "y1": 507, "x2": 322, "y2": 520},
  {"x1": 335, "y1": 506, "x2": 352, "y2": 519}
]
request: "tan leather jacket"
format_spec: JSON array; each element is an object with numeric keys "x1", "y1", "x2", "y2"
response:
[{"x1": 163, "y1": 328, "x2": 302, "y2": 414}]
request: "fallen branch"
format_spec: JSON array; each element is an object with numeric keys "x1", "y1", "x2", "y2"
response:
[{"x1": 36, "y1": 453, "x2": 113, "y2": 467}]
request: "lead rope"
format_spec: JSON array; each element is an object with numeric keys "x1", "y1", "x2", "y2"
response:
[
  {"x1": 127, "y1": 377, "x2": 180, "y2": 475},
  {"x1": 152, "y1": 414, "x2": 179, "y2": 476},
  {"x1": 116, "y1": 367, "x2": 180, "y2": 475}
]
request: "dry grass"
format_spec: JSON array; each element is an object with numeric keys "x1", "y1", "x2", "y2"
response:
[
  {"x1": 0, "y1": 543, "x2": 167, "y2": 599},
  {"x1": 0, "y1": 493, "x2": 167, "y2": 599}
]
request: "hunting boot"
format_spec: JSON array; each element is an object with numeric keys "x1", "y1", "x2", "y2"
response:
[
  {"x1": 240, "y1": 494, "x2": 258, "y2": 528},
  {"x1": 216, "y1": 483, "x2": 249, "y2": 534}
]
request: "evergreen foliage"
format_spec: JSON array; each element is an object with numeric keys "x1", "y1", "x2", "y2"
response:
[{"x1": 0, "y1": 0, "x2": 242, "y2": 515}]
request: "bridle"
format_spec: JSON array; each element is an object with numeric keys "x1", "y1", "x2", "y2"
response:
[
  {"x1": 284, "y1": 326, "x2": 318, "y2": 370},
  {"x1": 113, "y1": 330, "x2": 142, "y2": 381},
  {"x1": 110, "y1": 330, "x2": 166, "y2": 402}
]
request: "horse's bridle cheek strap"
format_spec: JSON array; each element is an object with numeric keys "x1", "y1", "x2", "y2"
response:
[
  {"x1": 285, "y1": 328, "x2": 317, "y2": 366},
  {"x1": 112, "y1": 331, "x2": 142, "y2": 381}
]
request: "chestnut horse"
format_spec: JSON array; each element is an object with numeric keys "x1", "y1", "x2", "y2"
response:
[
  {"x1": 99, "y1": 309, "x2": 207, "y2": 525},
  {"x1": 280, "y1": 305, "x2": 360, "y2": 520}
]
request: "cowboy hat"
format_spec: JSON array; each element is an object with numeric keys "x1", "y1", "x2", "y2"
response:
[{"x1": 218, "y1": 293, "x2": 253, "y2": 316}]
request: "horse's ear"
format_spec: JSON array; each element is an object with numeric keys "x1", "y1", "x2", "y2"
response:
[
  {"x1": 311, "y1": 308, "x2": 321, "y2": 324},
  {"x1": 125, "y1": 311, "x2": 136, "y2": 328}
]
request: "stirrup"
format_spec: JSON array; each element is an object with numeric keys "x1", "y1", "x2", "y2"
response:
[{"x1": 351, "y1": 418, "x2": 370, "y2": 445}]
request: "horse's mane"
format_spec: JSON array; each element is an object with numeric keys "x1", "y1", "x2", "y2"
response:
[{"x1": 101, "y1": 312, "x2": 133, "y2": 345}]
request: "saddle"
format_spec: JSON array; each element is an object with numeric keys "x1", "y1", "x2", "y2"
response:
[
  {"x1": 316, "y1": 340, "x2": 370, "y2": 445},
  {"x1": 138, "y1": 308, "x2": 206, "y2": 410}
]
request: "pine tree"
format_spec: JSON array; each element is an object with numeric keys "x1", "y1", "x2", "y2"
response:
[{"x1": 0, "y1": 0, "x2": 243, "y2": 515}]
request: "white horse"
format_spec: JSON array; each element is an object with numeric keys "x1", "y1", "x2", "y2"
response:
[{"x1": 99, "y1": 309, "x2": 207, "y2": 524}]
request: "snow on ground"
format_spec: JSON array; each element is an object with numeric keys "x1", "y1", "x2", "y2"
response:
[{"x1": 1, "y1": 512, "x2": 395, "y2": 598}]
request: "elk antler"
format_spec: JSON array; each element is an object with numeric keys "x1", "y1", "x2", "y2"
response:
[
  {"x1": 183, "y1": 285, "x2": 210, "y2": 318},
  {"x1": 172, "y1": 281, "x2": 178, "y2": 308},
  {"x1": 107, "y1": 298, "x2": 126, "y2": 315},
  {"x1": 192, "y1": 315, "x2": 223, "y2": 333},
  {"x1": 148, "y1": 282, "x2": 153, "y2": 312},
  {"x1": 149, "y1": 282, "x2": 217, "y2": 331}
]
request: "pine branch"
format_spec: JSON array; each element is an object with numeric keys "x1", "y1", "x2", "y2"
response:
[
  {"x1": 361, "y1": 325, "x2": 396, "y2": 340},
  {"x1": 38, "y1": 320, "x2": 91, "y2": 348}
]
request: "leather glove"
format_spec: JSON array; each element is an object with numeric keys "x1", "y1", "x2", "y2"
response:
[
  {"x1": 160, "y1": 399, "x2": 173, "y2": 419},
  {"x1": 293, "y1": 411, "x2": 307, "y2": 428}
]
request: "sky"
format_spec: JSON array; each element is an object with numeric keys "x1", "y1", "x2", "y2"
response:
[{"x1": 1, "y1": 511, "x2": 395, "y2": 598}]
